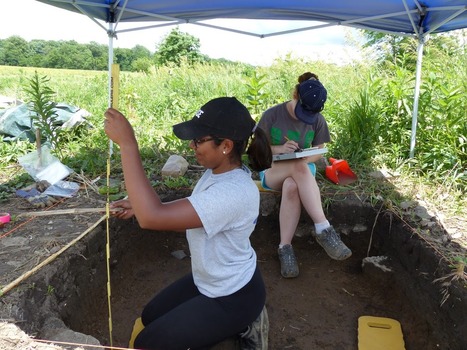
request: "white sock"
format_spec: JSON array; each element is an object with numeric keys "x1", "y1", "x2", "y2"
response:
[{"x1": 314, "y1": 221, "x2": 330, "y2": 234}]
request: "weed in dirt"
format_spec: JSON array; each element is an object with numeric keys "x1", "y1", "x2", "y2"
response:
[{"x1": 434, "y1": 257, "x2": 467, "y2": 307}]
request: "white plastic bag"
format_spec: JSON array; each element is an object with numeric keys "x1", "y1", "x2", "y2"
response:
[{"x1": 18, "y1": 145, "x2": 73, "y2": 184}]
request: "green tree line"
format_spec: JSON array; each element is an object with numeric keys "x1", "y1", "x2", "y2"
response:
[{"x1": 0, "y1": 28, "x2": 224, "y2": 72}]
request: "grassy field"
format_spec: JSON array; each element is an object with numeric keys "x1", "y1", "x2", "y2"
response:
[
  {"x1": 0, "y1": 54, "x2": 465, "y2": 243},
  {"x1": 0, "y1": 60, "x2": 368, "y2": 173}
]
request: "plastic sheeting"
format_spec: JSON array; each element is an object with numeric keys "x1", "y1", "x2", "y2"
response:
[{"x1": 0, "y1": 103, "x2": 91, "y2": 141}]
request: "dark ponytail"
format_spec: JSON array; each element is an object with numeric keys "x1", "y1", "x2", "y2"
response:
[
  {"x1": 246, "y1": 126, "x2": 272, "y2": 172},
  {"x1": 293, "y1": 72, "x2": 320, "y2": 100},
  {"x1": 299, "y1": 72, "x2": 319, "y2": 83},
  {"x1": 215, "y1": 126, "x2": 271, "y2": 172}
]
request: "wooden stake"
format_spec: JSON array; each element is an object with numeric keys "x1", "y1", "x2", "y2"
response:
[
  {"x1": 17, "y1": 207, "x2": 122, "y2": 217},
  {"x1": 35, "y1": 129, "x2": 42, "y2": 168}
]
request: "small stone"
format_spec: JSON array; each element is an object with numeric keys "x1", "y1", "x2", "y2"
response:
[
  {"x1": 352, "y1": 224, "x2": 367, "y2": 232},
  {"x1": 171, "y1": 250, "x2": 188, "y2": 260},
  {"x1": 414, "y1": 206, "x2": 432, "y2": 220},
  {"x1": 400, "y1": 201, "x2": 417, "y2": 210}
]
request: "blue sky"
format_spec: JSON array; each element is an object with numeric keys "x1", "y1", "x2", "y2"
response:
[{"x1": 2, "y1": 0, "x2": 363, "y2": 66}]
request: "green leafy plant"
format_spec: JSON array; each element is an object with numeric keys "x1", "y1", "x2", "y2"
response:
[
  {"x1": 162, "y1": 175, "x2": 193, "y2": 189},
  {"x1": 245, "y1": 71, "x2": 269, "y2": 116},
  {"x1": 24, "y1": 71, "x2": 63, "y2": 157},
  {"x1": 46, "y1": 284, "x2": 55, "y2": 295},
  {"x1": 0, "y1": 173, "x2": 32, "y2": 202},
  {"x1": 0, "y1": 185, "x2": 11, "y2": 202},
  {"x1": 332, "y1": 77, "x2": 382, "y2": 167}
]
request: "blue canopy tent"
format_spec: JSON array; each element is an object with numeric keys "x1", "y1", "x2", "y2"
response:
[{"x1": 35, "y1": 0, "x2": 467, "y2": 157}]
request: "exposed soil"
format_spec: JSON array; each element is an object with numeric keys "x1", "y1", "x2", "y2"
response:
[{"x1": 0, "y1": 175, "x2": 466, "y2": 350}]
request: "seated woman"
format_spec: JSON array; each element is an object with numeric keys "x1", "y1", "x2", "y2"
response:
[{"x1": 257, "y1": 72, "x2": 352, "y2": 279}]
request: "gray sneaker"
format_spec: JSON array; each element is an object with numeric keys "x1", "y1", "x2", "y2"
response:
[
  {"x1": 315, "y1": 226, "x2": 352, "y2": 260},
  {"x1": 239, "y1": 306, "x2": 269, "y2": 350},
  {"x1": 277, "y1": 244, "x2": 299, "y2": 278}
]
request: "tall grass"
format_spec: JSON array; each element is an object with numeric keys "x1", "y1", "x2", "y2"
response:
[{"x1": 0, "y1": 51, "x2": 465, "y2": 203}]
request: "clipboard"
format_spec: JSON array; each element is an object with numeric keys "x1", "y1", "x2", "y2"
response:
[{"x1": 273, "y1": 147, "x2": 328, "y2": 161}]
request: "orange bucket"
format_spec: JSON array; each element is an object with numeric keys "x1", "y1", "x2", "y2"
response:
[{"x1": 325, "y1": 158, "x2": 358, "y2": 185}]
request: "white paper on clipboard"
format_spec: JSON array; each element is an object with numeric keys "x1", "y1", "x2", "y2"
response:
[{"x1": 273, "y1": 147, "x2": 328, "y2": 161}]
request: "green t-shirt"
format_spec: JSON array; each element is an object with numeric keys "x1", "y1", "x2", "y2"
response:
[{"x1": 258, "y1": 101, "x2": 331, "y2": 148}]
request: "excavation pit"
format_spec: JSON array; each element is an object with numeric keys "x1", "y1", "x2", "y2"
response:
[{"x1": 1, "y1": 192, "x2": 466, "y2": 350}]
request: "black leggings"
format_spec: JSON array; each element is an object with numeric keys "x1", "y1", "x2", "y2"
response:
[{"x1": 134, "y1": 266, "x2": 266, "y2": 350}]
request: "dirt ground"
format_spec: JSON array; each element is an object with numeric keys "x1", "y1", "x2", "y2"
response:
[{"x1": 0, "y1": 176, "x2": 466, "y2": 350}]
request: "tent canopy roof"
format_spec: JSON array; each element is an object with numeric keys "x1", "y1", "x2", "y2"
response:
[{"x1": 36, "y1": 0, "x2": 467, "y2": 39}]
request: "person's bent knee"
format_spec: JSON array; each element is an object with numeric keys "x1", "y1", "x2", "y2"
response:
[{"x1": 282, "y1": 177, "x2": 299, "y2": 198}]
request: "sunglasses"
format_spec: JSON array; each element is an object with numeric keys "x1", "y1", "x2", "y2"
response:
[{"x1": 192, "y1": 136, "x2": 224, "y2": 148}]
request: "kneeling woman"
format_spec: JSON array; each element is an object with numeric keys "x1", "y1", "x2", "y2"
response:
[{"x1": 104, "y1": 97, "x2": 272, "y2": 350}]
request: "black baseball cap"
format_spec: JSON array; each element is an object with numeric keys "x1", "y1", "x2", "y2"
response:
[
  {"x1": 294, "y1": 79, "x2": 327, "y2": 125},
  {"x1": 173, "y1": 97, "x2": 256, "y2": 141}
]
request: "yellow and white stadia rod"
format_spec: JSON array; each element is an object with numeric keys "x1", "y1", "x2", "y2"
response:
[{"x1": 106, "y1": 62, "x2": 119, "y2": 348}]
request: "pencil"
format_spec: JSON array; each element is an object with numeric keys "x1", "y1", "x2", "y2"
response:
[{"x1": 284, "y1": 136, "x2": 303, "y2": 152}]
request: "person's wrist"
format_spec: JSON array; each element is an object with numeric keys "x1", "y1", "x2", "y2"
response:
[{"x1": 118, "y1": 138, "x2": 138, "y2": 152}]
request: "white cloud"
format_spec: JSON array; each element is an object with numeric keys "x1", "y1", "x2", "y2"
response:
[{"x1": 1, "y1": 0, "x2": 362, "y2": 66}]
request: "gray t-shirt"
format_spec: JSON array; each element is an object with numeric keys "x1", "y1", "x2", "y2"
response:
[
  {"x1": 187, "y1": 165, "x2": 259, "y2": 298},
  {"x1": 258, "y1": 101, "x2": 331, "y2": 148}
]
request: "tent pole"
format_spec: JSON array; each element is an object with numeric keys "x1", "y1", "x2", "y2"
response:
[{"x1": 409, "y1": 35, "x2": 425, "y2": 158}]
